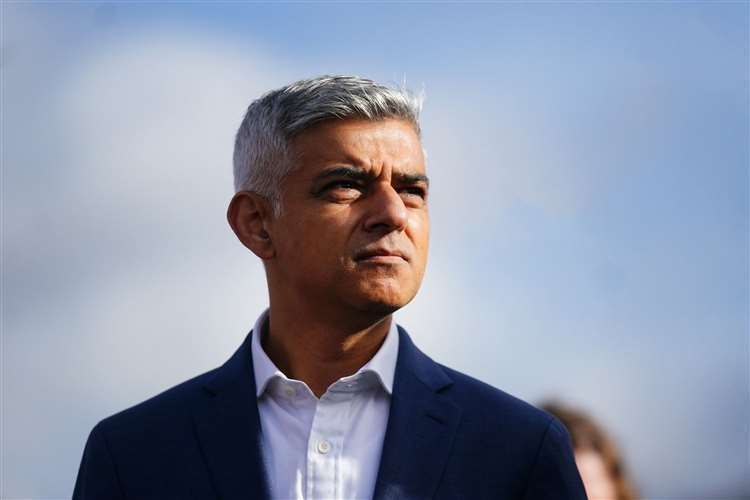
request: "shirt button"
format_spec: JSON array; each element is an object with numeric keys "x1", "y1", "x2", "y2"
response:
[
  {"x1": 316, "y1": 440, "x2": 331, "y2": 454},
  {"x1": 283, "y1": 385, "x2": 296, "y2": 398}
]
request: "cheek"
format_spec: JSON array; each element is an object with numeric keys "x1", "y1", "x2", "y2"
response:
[
  {"x1": 407, "y1": 213, "x2": 430, "y2": 257},
  {"x1": 280, "y1": 212, "x2": 353, "y2": 264}
]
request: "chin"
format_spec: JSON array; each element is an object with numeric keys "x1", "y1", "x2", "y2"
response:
[
  {"x1": 349, "y1": 280, "x2": 418, "y2": 315},
  {"x1": 355, "y1": 301, "x2": 402, "y2": 317}
]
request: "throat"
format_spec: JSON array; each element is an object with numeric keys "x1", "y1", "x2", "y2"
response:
[{"x1": 261, "y1": 313, "x2": 392, "y2": 398}]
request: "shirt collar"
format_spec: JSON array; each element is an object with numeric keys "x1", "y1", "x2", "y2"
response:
[
  {"x1": 250, "y1": 309, "x2": 287, "y2": 398},
  {"x1": 250, "y1": 308, "x2": 399, "y2": 398}
]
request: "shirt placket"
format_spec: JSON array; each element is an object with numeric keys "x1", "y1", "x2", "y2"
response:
[{"x1": 306, "y1": 387, "x2": 354, "y2": 500}]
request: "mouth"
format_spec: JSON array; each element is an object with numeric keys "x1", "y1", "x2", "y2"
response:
[{"x1": 354, "y1": 248, "x2": 409, "y2": 264}]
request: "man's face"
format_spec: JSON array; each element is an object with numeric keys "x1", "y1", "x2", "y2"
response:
[{"x1": 267, "y1": 118, "x2": 429, "y2": 316}]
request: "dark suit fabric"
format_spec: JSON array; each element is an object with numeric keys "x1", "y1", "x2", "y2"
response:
[{"x1": 74, "y1": 327, "x2": 587, "y2": 499}]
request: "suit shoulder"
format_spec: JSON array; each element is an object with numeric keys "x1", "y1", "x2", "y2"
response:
[
  {"x1": 95, "y1": 367, "x2": 219, "y2": 434},
  {"x1": 438, "y1": 363, "x2": 554, "y2": 431}
]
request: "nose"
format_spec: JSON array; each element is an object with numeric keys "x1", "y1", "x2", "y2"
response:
[{"x1": 362, "y1": 184, "x2": 408, "y2": 234}]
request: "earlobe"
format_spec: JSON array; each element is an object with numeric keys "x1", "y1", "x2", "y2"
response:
[{"x1": 227, "y1": 192, "x2": 276, "y2": 260}]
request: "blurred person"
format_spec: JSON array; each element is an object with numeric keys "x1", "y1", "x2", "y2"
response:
[
  {"x1": 73, "y1": 76, "x2": 586, "y2": 499},
  {"x1": 542, "y1": 401, "x2": 638, "y2": 500}
]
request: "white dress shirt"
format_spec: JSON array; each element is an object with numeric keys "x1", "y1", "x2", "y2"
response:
[{"x1": 250, "y1": 310, "x2": 399, "y2": 500}]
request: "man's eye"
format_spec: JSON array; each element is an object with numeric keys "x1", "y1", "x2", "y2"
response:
[
  {"x1": 326, "y1": 180, "x2": 360, "y2": 191},
  {"x1": 318, "y1": 180, "x2": 364, "y2": 201},
  {"x1": 400, "y1": 187, "x2": 426, "y2": 199}
]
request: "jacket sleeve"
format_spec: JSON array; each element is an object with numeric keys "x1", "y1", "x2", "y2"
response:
[
  {"x1": 522, "y1": 418, "x2": 588, "y2": 500},
  {"x1": 73, "y1": 423, "x2": 125, "y2": 500}
]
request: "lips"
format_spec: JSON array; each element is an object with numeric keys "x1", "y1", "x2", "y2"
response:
[{"x1": 354, "y1": 248, "x2": 409, "y2": 263}]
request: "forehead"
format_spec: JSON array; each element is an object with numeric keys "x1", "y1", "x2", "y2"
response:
[{"x1": 289, "y1": 118, "x2": 425, "y2": 174}]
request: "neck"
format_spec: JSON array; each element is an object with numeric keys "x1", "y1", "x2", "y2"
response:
[{"x1": 262, "y1": 300, "x2": 393, "y2": 398}]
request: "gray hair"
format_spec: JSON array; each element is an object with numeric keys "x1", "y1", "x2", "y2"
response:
[{"x1": 232, "y1": 75, "x2": 423, "y2": 213}]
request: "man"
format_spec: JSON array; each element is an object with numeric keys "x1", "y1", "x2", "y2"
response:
[{"x1": 74, "y1": 76, "x2": 586, "y2": 499}]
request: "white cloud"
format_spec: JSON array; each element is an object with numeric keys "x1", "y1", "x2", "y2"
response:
[{"x1": 4, "y1": 26, "x2": 287, "y2": 498}]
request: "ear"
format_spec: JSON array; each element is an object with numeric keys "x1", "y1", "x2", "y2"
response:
[{"x1": 227, "y1": 191, "x2": 276, "y2": 260}]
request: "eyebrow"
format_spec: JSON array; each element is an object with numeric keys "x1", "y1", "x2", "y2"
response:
[{"x1": 314, "y1": 166, "x2": 430, "y2": 186}]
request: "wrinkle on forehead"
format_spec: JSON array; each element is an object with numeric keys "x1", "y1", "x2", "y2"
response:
[{"x1": 290, "y1": 118, "x2": 425, "y2": 177}]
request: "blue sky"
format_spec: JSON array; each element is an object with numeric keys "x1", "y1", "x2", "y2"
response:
[{"x1": 3, "y1": 2, "x2": 748, "y2": 498}]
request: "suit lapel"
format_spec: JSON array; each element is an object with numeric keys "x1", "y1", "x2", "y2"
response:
[
  {"x1": 373, "y1": 327, "x2": 462, "y2": 500},
  {"x1": 190, "y1": 326, "x2": 460, "y2": 499},
  {"x1": 191, "y1": 330, "x2": 271, "y2": 500}
]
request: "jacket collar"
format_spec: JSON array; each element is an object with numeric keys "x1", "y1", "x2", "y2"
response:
[
  {"x1": 373, "y1": 326, "x2": 462, "y2": 499},
  {"x1": 192, "y1": 324, "x2": 462, "y2": 500},
  {"x1": 192, "y1": 331, "x2": 271, "y2": 500}
]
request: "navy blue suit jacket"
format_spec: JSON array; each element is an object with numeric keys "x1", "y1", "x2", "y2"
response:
[{"x1": 74, "y1": 326, "x2": 586, "y2": 499}]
